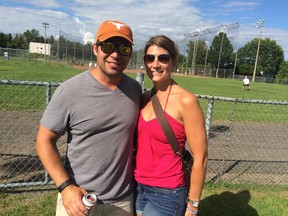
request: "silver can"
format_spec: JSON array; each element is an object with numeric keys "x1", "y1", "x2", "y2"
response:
[{"x1": 82, "y1": 193, "x2": 97, "y2": 210}]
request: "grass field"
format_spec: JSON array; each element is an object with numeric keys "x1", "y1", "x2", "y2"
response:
[
  {"x1": 1, "y1": 59, "x2": 288, "y2": 215},
  {"x1": 1, "y1": 58, "x2": 287, "y2": 123},
  {"x1": 1, "y1": 58, "x2": 288, "y2": 101}
]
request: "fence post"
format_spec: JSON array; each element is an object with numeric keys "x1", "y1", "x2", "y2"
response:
[
  {"x1": 205, "y1": 97, "x2": 214, "y2": 139},
  {"x1": 136, "y1": 72, "x2": 145, "y2": 93},
  {"x1": 45, "y1": 82, "x2": 52, "y2": 106}
]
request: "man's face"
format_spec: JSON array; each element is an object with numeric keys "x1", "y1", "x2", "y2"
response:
[{"x1": 94, "y1": 37, "x2": 132, "y2": 78}]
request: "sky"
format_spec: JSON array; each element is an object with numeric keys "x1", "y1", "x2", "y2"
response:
[{"x1": 0, "y1": 0, "x2": 287, "y2": 59}]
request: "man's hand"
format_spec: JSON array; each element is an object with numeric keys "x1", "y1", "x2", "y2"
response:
[{"x1": 61, "y1": 185, "x2": 89, "y2": 216}]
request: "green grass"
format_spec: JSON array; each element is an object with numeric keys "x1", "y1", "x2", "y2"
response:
[
  {"x1": 1, "y1": 59, "x2": 287, "y2": 122},
  {"x1": 1, "y1": 183, "x2": 287, "y2": 216},
  {"x1": 1, "y1": 58, "x2": 288, "y2": 101},
  {"x1": 0, "y1": 58, "x2": 81, "y2": 81},
  {"x1": 173, "y1": 76, "x2": 288, "y2": 101},
  {"x1": 199, "y1": 182, "x2": 288, "y2": 216},
  {"x1": 0, "y1": 190, "x2": 57, "y2": 216}
]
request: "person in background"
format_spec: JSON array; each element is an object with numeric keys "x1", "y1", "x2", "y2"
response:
[
  {"x1": 36, "y1": 20, "x2": 142, "y2": 216},
  {"x1": 242, "y1": 76, "x2": 251, "y2": 91},
  {"x1": 134, "y1": 35, "x2": 208, "y2": 216}
]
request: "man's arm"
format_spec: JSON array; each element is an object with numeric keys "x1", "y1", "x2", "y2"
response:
[
  {"x1": 36, "y1": 125, "x2": 68, "y2": 185},
  {"x1": 36, "y1": 125, "x2": 88, "y2": 216}
]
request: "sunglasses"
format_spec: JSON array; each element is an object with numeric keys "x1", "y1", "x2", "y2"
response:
[
  {"x1": 144, "y1": 54, "x2": 171, "y2": 64},
  {"x1": 97, "y1": 41, "x2": 132, "y2": 56}
]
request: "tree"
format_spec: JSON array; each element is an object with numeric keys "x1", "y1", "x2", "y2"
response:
[
  {"x1": 208, "y1": 32, "x2": 234, "y2": 72},
  {"x1": 195, "y1": 40, "x2": 208, "y2": 66},
  {"x1": 12, "y1": 33, "x2": 27, "y2": 49},
  {"x1": 0, "y1": 33, "x2": 13, "y2": 48},
  {"x1": 184, "y1": 39, "x2": 209, "y2": 73},
  {"x1": 23, "y1": 29, "x2": 41, "y2": 43},
  {"x1": 237, "y1": 38, "x2": 284, "y2": 77},
  {"x1": 276, "y1": 60, "x2": 288, "y2": 83}
]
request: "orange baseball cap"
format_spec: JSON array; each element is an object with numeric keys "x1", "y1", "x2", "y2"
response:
[{"x1": 95, "y1": 20, "x2": 133, "y2": 44}]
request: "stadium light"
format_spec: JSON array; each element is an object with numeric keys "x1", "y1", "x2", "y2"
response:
[
  {"x1": 252, "y1": 19, "x2": 265, "y2": 82},
  {"x1": 42, "y1": 22, "x2": 49, "y2": 63}
]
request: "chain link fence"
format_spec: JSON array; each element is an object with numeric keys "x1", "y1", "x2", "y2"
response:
[
  {"x1": 199, "y1": 96, "x2": 288, "y2": 186},
  {"x1": 0, "y1": 79, "x2": 287, "y2": 192}
]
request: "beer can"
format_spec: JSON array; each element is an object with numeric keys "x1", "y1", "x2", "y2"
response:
[{"x1": 82, "y1": 193, "x2": 97, "y2": 210}]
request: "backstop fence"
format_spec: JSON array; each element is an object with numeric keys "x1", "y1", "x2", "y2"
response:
[{"x1": 0, "y1": 78, "x2": 287, "y2": 191}]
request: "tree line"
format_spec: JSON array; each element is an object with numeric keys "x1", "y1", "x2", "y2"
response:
[
  {"x1": 180, "y1": 32, "x2": 287, "y2": 82},
  {"x1": 0, "y1": 29, "x2": 287, "y2": 81},
  {"x1": 0, "y1": 29, "x2": 92, "y2": 64}
]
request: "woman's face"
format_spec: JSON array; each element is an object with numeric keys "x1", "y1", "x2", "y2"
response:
[{"x1": 144, "y1": 45, "x2": 175, "y2": 83}]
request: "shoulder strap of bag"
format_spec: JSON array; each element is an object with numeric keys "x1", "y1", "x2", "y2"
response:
[{"x1": 151, "y1": 88, "x2": 182, "y2": 156}]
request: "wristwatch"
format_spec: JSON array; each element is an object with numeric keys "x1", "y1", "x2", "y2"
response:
[{"x1": 187, "y1": 198, "x2": 200, "y2": 208}]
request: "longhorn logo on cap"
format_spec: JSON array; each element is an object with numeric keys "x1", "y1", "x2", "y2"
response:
[{"x1": 108, "y1": 21, "x2": 125, "y2": 30}]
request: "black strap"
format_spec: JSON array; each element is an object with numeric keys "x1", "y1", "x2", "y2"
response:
[
  {"x1": 151, "y1": 88, "x2": 183, "y2": 157},
  {"x1": 57, "y1": 179, "x2": 73, "y2": 193}
]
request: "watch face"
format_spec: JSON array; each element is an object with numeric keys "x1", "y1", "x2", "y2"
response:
[
  {"x1": 192, "y1": 201, "x2": 199, "y2": 208},
  {"x1": 188, "y1": 199, "x2": 199, "y2": 207}
]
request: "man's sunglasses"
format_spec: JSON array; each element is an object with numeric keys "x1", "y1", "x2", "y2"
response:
[
  {"x1": 144, "y1": 54, "x2": 171, "y2": 64},
  {"x1": 96, "y1": 41, "x2": 132, "y2": 56}
]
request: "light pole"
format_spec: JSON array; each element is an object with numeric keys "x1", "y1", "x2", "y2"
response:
[
  {"x1": 233, "y1": 26, "x2": 240, "y2": 79},
  {"x1": 184, "y1": 37, "x2": 189, "y2": 74},
  {"x1": 216, "y1": 26, "x2": 225, "y2": 78},
  {"x1": 204, "y1": 41, "x2": 209, "y2": 75},
  {"x1": 191, "y1": 31, "x2": 199, "y2": 75},
  {"x1": 42, "y1": 22, "x2": 49, "y2": 63},
  {"x1": 252, "y1": 19, "x2": 265, "y2": 82}
]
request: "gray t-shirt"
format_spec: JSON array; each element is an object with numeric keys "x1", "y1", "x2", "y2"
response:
[{"x1": 41, "y1": 70, "x2": 141, "y2": 203}]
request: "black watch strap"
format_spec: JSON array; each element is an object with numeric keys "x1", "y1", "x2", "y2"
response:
[{"x1": 57, "y1": 179, "x2": 73, "y2": 193}]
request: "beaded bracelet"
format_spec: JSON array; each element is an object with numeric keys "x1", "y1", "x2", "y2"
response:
[
  {"x1": 186, "y1": 206, "x2": 199, "y2": 215},
  {"x1": 57, "y1": 179, "x2": 73, "y2": 193}
]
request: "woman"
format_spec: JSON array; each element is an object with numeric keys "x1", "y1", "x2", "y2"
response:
[{"x1": 134, "y1": 35, "x2": 208, "y2": 216}]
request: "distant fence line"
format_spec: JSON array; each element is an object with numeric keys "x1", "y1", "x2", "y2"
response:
[
  {"x1": 1, "y1": 47, "x2": 287, "y2": 85},
  {"x1": 0, "y1": 78, "x2": 287, "y2": 191}
]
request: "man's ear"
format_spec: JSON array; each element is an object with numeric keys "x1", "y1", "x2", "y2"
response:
[{"x1": 93, "y1": 43, "x2": 98, "y2": 57}]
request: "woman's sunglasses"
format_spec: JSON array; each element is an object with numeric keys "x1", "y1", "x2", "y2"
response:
[
  {"x1": 96, "y1": 41, "x2": 132, "y2": 56},
  {"x1": 144, "y1": 54, "x2": 171, "y2": 64}
]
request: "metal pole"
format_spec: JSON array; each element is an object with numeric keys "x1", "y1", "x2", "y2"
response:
[
  {"x1": 252, "y1": 19, "x2": 265, "y2": 82},
  {"x1": 136, "y1": 72, "x2": 145, "y2": 93},
  {"x1": 204, "y1": 41, "x2": 209, "y2": 76},
  {"x1": 57, "y1": 29, "x2": 60, "y2": 62},
  {"x1": 216, "y1": 26, "x2": 225, "y2": 78},
  {"x1": 191, "y1": 32, "x2": 199, "y2": 75},
  {"x1": 233, "y1": 25, "x2": 240, "y2": 79},
  {"x1": 42, "y1": 22, "x2": 49, "y2": 63},
  {"x1": 185, "y1": 38, "x2": 189, "y2": 74}
]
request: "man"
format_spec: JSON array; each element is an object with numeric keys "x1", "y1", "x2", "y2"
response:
[
  {"x1": 36, "y1": 20, "x2": 142, "y2": 216},
  {"x1": 242, "y1": 76, "x2": 251, "y2": 91}
]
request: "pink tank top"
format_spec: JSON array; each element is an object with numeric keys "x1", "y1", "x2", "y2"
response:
[{"x1": 134, "y1": 88, "x2": 186, "y2": 188}]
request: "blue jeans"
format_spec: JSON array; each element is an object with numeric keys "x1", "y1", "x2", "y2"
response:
[{"x1": 135, "y1": 183, "x2": 187, "y2": 216}]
